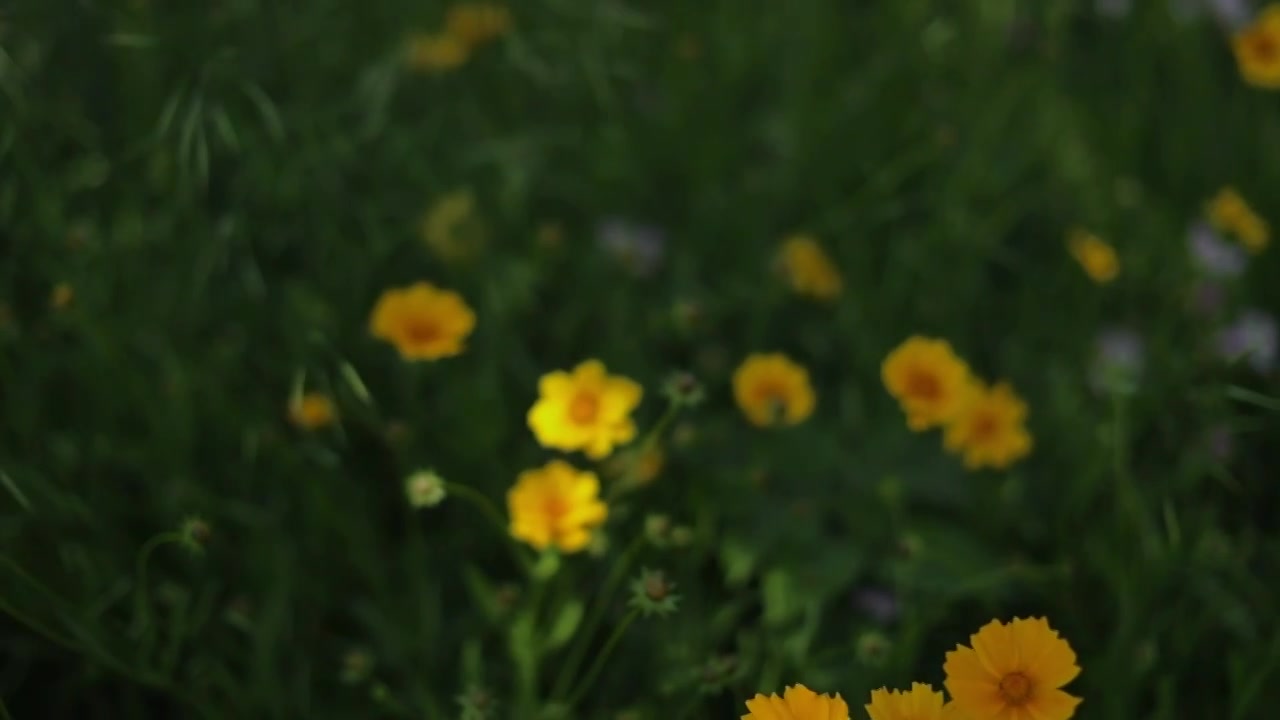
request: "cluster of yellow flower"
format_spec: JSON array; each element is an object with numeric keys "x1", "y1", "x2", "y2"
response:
[
  {"x1": 405, "y1": 3, "x2": 512, "y2": 73},
  {"x1": 882, "y1": 337, "x2": 1032, "y2": 470},
  {"x1": 1206, "y1": 186, "x2": 1270, "y2": 254},
  {"x1": 744, "y1": 617, "x2": 1081, "y2": 720}
]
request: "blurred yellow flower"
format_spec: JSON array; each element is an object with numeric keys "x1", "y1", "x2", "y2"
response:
[
  {"x1": 406, "y1": 33, "x2": 469, "y2": 72},
  {"x1": 865, "y1": 682, "x2": 945, "y2": 720},
  {"x1": 1207, "y1": 187, "x2": 1269, "y2": 254},
  {"x1": 422, "y1": 189, "x2": 485, "y2": 261},
  {"x1": 881, "y1": 337, "x2": 974, "y2": 431},
  {"x1": 943, "y1": 381, "x2": 1032, "y2": 470},
  {"x1": 369, "y1": 282, "x2": 476, "y2": 361},
  {"x1": 777, "y1": 234, "x2": 842, "y2": 300},
  {"x1": 527, "y1": 360, "x2": 643, "y2": 459},
  {"x1": 605, "y1": 445, "x2": 665, "y2": 486},
  {"x1": 50, "y1": 282, "x2": 74, "y2": 310},
  {"x1": 288, "y1": 392, "x2": 337, "y2": 430},
  {"x1": 1066, "y1": 229, "x2": 1118, "y2": 284},
  {"x1": 944, "y1": 618, "x2": 1082, "y2": 720},
  {"x1": 732, "y1": 353, "x2": 816, "y2": 428},
  {"x1": 1233, "y1": 6, "x2": 1280, "y2": 89},
  {"x1": 507, "y1": 460, "x2": 608, "y2": 553},
  {"x1": 742, "y1": 684, "x2": 849, "y2": 720},
  {"x1": 444, "y1": 3, "x2": 512, "y2": 46}
]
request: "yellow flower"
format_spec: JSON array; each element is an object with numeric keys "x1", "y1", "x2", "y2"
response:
[
  {"x1": 881, "y1": 337, "x2": 975, "y2": 431},
  {"x1": 444, "y1": 3, "x2": 512, "y2": 46},
  {"x1": 942, "y1": 381, "x2": 1032, "y2": 470},
  {"x1": 527, "y1": 360, "x2": 643, "y2": 459},
  {"x1": 369, "y1": 282, "x2": 476, "y2": 361},
  {"x1": 405, "y1": 32, "x2": 469, "y2": 72},
  {"x1": 605, "y1": 445, "x2": 665, "y2": 487},
  {"x1": 944, "y1": 617, "x2": 1082, "y2": 720},
  {"x1": 507, "y1": 460, "x2": 608, "y2": 553},
  {"x1": 288, "y1": 392, "x2": 337, "y2": 430},
  {"x1": 50, "y1": 282, "x2": 74, "y2": 310},
  {"x1": 422, "y1": 189, "x2": 485, "y2": 261},
  {"x1": 731, "y1": 353, "x2": 816, "y2": 428},
  {"x1": 742, "y1": 684, "x2": 849, "y2": 720},
  {"x1": 1066, "y1": 229, "x2": 1118, "y2": 284},
  {"x1": 777, "y1": 234, "x2": 842, "y2": 300},
  {"x1": 1236, "y1": 213, "x2": 1270, "y2": 253},
  {"x1": 1233, "y1": 6, "x2": 1280, "y2": 89},
  {"x1": 865, "y1": 683, "x2": 945, "y2": 720},
  {"x1": 1207, "y1": 187, "x2": 1253, "y2": 230}
]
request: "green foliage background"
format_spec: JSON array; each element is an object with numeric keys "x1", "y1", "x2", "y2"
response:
[{"x1": 2, "y1": 1, "x2": 1279, "y2": 718}]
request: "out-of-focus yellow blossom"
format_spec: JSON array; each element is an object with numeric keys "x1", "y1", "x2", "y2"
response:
[
  {"x1": 732, "y1": 353, "x2": 816, "y2": 428},
  {"x1": 741, "y1": 684, "x2": 849, "y2": 720},
  {"x1": 1066, "y1": 229, "x2": 1119, "y2": 284},
  {"x1": 369, "y1": 282, "x2": 476, "y2": 361},
  {"x1": 444, "y1": 3, "x2": 512, "y2": 46},
  {"x1": 50, "y1": 282, "x2": 74, "y2": 310},
  {"x1": 865, "y1": 682, "x2": 946, "y2": 720},
  {"x1": 527, "y1": 360, "x2": 643, "y2": 459},
  {"x1": 943, "y1": 381, "x2": 1033, "y2": 470},
  {"x1": 405, "y1": 33, "x2": 469, "y2": 72},
  {"x1": 777, "y1": 234, "x2": 842, "y2": 300},
  {"x1": 1207, "y1": 187, "x2": 1269, "y2": 254},
  {"x1": 422, "y1": 189, "x2": 485, "y2": 261},
  {"x1": 881, "y1": 337, "x2": 975, "y2": 431},
  {"x1": 1233, "y1": 5, "x2": 1280, "y2": 89},
  {"x1": 288, "y1": 392, "x2": 337, "y2": 430},
  {"x1": 507, "y1": 460, "x2": 607, "y2": 554}
]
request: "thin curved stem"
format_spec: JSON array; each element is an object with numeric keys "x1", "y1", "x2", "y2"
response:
[
  {"x1": 445, "y1": 482, "x2": 534, "y2": 574},
  {"x1": 132, "y1": 532, "x2": 185, "y2": 637},
  {"x1": 562, "y1": 607, "x2": 639, "y2": 711}
]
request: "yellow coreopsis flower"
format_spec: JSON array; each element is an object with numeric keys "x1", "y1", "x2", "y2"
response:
[
  {"x1": 288, "y1": 392, "x2": 337, "y2": 430},
  {"x1": 731, "y1": 353, "x2": 816, "y2": 428},
  {"x1": 444, "y1": 3, "x2": 512, "y2": 46},
  {"x1": 865, "y1": 683, "x2": 945, "y2": 720},
  {"x1": 1066, "y1": 229, "x2": 1119, "y2": 284},
  {"x1": 942, "y1": 381, "x2": 1032, "y2": 470},
  {"x1": 881, "y1": 337, "x2": 975, "y2": 431},
  {"x1": 777, "y1": 234, "x2": 843, "y2": 300},
  {"x1": 1233, "y1": 5, "x2": 1280, "y2": 89},
  {"x1": 507, "y1": 460, "x2": 608, "y2": 553},
  {"x1": 742, "y1": 684, "x2": 849, "y2": 720},
  {"x1": 944, "y1": 617, "x2": 1082, "y2": 720},
  {"x1": 405, "y1": 32, "x2": 469, "y2": 72},
  {"x1": 527, "y1": 360, "x2": 643, "y2": 459},
  {"x1": 368, "y1": 282, "x2": 476, "y2": 361},
  {"x1": 422, "y1": 189, "x2": 485, "y2": 261},
  {"x1": 1208, "y1": 188, "x2": 1270, "y2": 254}
]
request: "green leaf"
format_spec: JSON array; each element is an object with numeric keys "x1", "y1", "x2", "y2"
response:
[
  {"x1": 761, "y1": 569, "x2": 798, "y2": 627},
  {"x1": 719, "y1": 538, "x2": 756, "y2": 589},
  {"x1": 543, "y1": 599, "x2": 584, "y2": 653}
]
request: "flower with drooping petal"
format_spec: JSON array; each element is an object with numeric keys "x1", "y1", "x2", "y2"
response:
[
  {"x1": 1066, "y1": 228, "x2": 1119, "y2": 283},
  {"x1": 881, "y1": 337, "x2": 975, "y2": 431},
  {"x1": 405, "y1": 33, "x2": 469, "y2": 72},
  {"x1": 777, "y1": 234, "x2": 842, "y2": 300},
  {"x1": 444, "y1": 3, "x2": 512, "y2": 46},
  {"x1": 288, "y1": 392, "x2": 337, "y2": 430},
  {"x1": 369, "y1": 282, "x2": 476, "y2": 361},
  {"x1": 527, "y1": 360, "x2": 643, "y2": 459},
  {"x1": 741, "y1": 683, "x2": 849, "y2": 720},
  {"x1": 943, "y1": 381, "x2": 1033, "y2": 470},
  {"x1": 507, "y1": 460, "x2": 607, "y2": 553},
  {"x1": 944, "y1": 617, "x2": 1082, "y2": 720},
  {"x1": 1233, "y1": 5, "x2": 1280, "y2": 89},
  {"x1": 865, "y1": 682, "x2": 944, "y2": 720},
  {"x1": 732, "y1": 353, "x2": 816, "y2": 428},
  {"x1": 1207, "y1": 186, "x2": 1270, "y2": 253}
]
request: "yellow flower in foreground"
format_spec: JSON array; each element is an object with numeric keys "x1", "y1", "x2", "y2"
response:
[
  {"x1": 527, "y1": 360, "x2": 643, "y2": 459},
  {"x1": 444, "y1": 3, "x2": 512, "y2": 46},
  {"x1": 405, "y1": 32, "x2": 469, "y2": 72},
  {"x1": 777, "y1": 234, "x2": 843, "y2": 300},
  {"x1": 944, "y1": 617, "x2": 1082, "y2": 720},
  {"x1": 742, "y1": 683, "x2": 849, "y2": 720},
  {"x1": 1233, "y1": 5, "x2": 1280, "y2": 89},
  {"x1": 943, "y1": 381, "x2": 1032, "y2": 470},
  {"x1": 369, "y1": 282, "x2": 476, "y2": 361},
  {"x1": 865, "y1": 683, "x2": 944, "y2": 720},
  {"x1": 1066, "y1": 229, "x2": 1118, "y2": 284},
  {"x1": 507, "y1": 460, "x2": 608, "y2": 553},
  {"x1": 881, "y1": 337, "x2": 974, "y2": 431},
  {"x1": 422, "y1": 189, "x2": 485, "y2": 261},
  {"x1": 288, "y1": 392, "x2": 337, "y2": 430},
  {"x1": 732, "y1": 353, "x2": 816, "y2": 428}
]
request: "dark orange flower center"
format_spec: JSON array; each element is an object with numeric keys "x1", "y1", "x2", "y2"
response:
[
  {"x1": 906, "y1": 369, "x2": 942, "y2": 401},
  {"x1": 568, "y1": 391, "x2": 600, "y2": 425},
  {"x1": 999, "y1": 672, "x2": 1032, "y2": 705},
  {"x1": 752, "y1": 381, "x2": 790, "y2": 422},
  {"x1": 543, "y1": 495, "x2": 568, "y2": 521},
  {"x1": 1250, "y1": 32, "x2": 1279, "y2": 62},
  {"x1": 970, "y1": 412, "x2": 999, "y2": 442},
  {"x1": 404, "y1": 319, "x2": 442, "y2": 345}
]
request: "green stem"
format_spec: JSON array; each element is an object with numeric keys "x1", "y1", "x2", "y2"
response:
[
  {"x1": 562, "y1": 607, "x2": 639, "y2": 711},
  {"x1": 1110, "y1": 396, "x2": 1158, "y2": 560},
  {"x1": 0, "y1": 696, "x2": 11, "y2": 720},
  {"x1": 550, "y1": 534, "x2": 645, "y2": 699},
  {"x1": 445, "y1": 482, "x2": 534, "y2": 574},
  {"x1": 132, "y1": 532, "x2": 185, "y2": 637}
]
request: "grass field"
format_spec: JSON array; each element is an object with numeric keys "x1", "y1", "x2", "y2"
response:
[{"x1": 3, "y1": 1, "x2": 1280, "y2": 719}]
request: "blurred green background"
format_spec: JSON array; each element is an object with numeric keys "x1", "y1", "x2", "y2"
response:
[{"x1": 3, "y1": 1, "x2": 1279, "y2": 718}]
